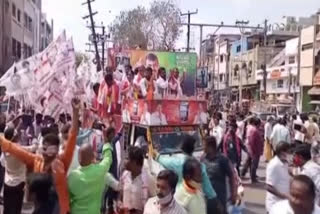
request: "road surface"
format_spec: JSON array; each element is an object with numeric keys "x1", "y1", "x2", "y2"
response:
[{"x1": 242, "y1": 159, "x2": 267, "y2": 214}]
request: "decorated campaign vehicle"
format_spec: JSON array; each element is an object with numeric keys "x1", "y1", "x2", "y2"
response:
[{"x1": 121, "y1": 98, "x2": 208, "y2": 175}]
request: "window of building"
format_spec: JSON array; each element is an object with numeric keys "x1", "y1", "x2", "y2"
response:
[
  {"x1": 24, "y1": 13, "x2": 28, "y2": 28},
  {"x1": 236, "y1": 45, "x2": 241, "y2": 53},
  {"x1": 5, "y1": 0, "x2": 9, "y2": 13},
  {"x1": 302, "y1": 43, "x2": 313, "y2": 51},
  {"x1": 16, "y1": 41, "x2": 21, "y2": 59},
  {"x1": 220, "y1": 55, "x2": 223, "y2": 63},
  {"x1": 219, "y1": 74, "x2": 223, "y2": 82},
  {"x1": 23, "y1": 43, "x2": 28, "y2": 59},
  {"x1": 28, "y1": 46, "x2": 32, "y2": 57},
  {"x1": 12, "y1": 38, "x2": 17, "y2": 58},
  {"x1": 289, "y1": 56, "x2": 295, "y2": 64},
  {"x1": 28, "y1": 17, "x2": 33, "y2": 32},
  {"x1": 277, "y1": 79, "x2": 284, "y2": 88},
  {"x1": 12, "y1": 3, "x2": 16, "y2": 17},
  {"x1": 17, "y1": 9, "x2": 21, "y2": 22},
  {"x1": 234, "y1": 64, "x2": 239, "y2": 78}
]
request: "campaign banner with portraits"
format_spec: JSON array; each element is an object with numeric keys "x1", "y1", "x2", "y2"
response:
[
  {"x1": 108, "y1": 49, "x2": 197, "y2": 96},
  {"x1": 122, "y1": 99, "x2": 208, "y2": 126}
]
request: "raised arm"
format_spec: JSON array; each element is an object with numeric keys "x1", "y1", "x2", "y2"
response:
[
  {"x1": 0, "y1": 136, "x2": 37, "y2": 168},
  {"x1": 99, "y1": 143, "x2": 113, "y2": 172},
  {"x1": 76, "y1": 129, "x2": 93, "y2": 146},
  {"x1": 201, "y1": 163, "x2": 217, "y2": 199},
  {"x1": 60, "y1": 98, "x2": 80, "y2": 170}
]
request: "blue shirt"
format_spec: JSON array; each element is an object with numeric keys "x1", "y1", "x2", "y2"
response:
[{"x1": 157, "y1": 153, "x2": 217, "y2": 199}]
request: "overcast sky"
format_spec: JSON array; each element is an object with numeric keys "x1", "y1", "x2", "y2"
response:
[{"x1": 42, "y1": 0, "x2": 320, "y2": 52}]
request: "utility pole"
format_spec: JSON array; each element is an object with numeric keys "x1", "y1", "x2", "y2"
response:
[
  {"x1": 262, "y1": 19, "x2": 268, "y2": 101},
  {"x1": 82, "y1": 0, "x2": 101, "y2": 72},
  {"x1": 180, "y1": 9, "x2": 198, "y2": 52},
  {"x1": 236, "y1": 20, "x2": 249, "y2": 108}
]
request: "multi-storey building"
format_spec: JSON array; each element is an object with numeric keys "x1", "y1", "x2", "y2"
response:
[{"x1": 0, "y1": 0, "x2": 53, "y2": 75}]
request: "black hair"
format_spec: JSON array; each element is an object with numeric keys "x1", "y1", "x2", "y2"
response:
[
  {"x1": 106, "y1": 127, "x2": 116, "y2": 138},
  {"x1": 128, "y1": 146, "x2": 144, "y2": 167},
  {"x1": 181, "y1": 136, "x2": 196, "y2": 156},
  {"x1": 292, "y1": 114, "x2": 297, "y2": 120},
  {"x1": 36, "y1": 113, "x2": 43, "y2": 120},
  {"x1": 28, "y1": 173, "x2": 53, "y2": 203},
  {"x1": 158, "y1": 67, "x2": 166, "y2": 73},
  {"x1": 41, "y1": 127, "x2": 52, "y2": 137},
  {"x1": 182, "y1": 158, "x2": 201, "y2": 180},
  {"x1": 146, "y1": 66, "x2": 153, "y2": 73},
  {"x1": 292, "y1": 175, "x2": 316, "y2": 199},
  {"x1": 43, "y1": 134, "x2": 60, "y2": 147},
  {"x1": 146, "y1": 53, "x2": 158, "y2": 62},
  {"x1": 313, "y1": 117, "x2": 318, "y2": 123},
  {"x1": 104, "y1": 73, "x2": 113, "y2": 82},
  {"x1": 157, "y1": 170, "x2": 179, "y2": 192},
  {"x1": 66, "y1": 114, "x2": 72, "y2": 122},
  {"x1": 205, "y1": 136, "x2": 217, "y2": 150},
  {"x1": 125, "y1": 64, "x2": 132, "y2": 70},
  {"x1": 4, "y1": 127, "x2": 15, "y2": 141},
  {"x1": 216, "y1": 112, "x2": 223, "y2": 120},
  {"x1": 274, "y1": 142, "x2": 291, "y2": 156},
  {"x1": 0, "y1": 123, "x2": 6, "y2": 133},
  {"x1": 300, "y1": 113, "x2": 308, "y2": 122},
  {"x1": 294, "y1": 144, "x2": 312, "y2": 161},
  {"x1": 93, "y1": 83, "x2": 100, "y2": 92}
]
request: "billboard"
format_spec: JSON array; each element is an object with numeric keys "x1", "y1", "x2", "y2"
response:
[
  {"x1": 108, "y1": 49, "x2": 197, "y2": 96},
  {"x1": 122, "y1": 99, "x2": 208, "y2": 126}
]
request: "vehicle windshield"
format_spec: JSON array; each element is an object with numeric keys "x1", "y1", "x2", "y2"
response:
[
  {"x1": 258, "y1": 113, "x2": 274, "y2": 121},
  {"x1": 277, "y1": 106, "x2": 294, "y2": 116},
  {"x1": 151, "y1": 126, "x2": 202, "y2": 154}
]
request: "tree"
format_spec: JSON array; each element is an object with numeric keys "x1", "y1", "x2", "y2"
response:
[
  {"x1": 109, "y1": 0, "x2": 182, "y2": 51},
  {"x1": 110, "y1": 6, "x2": 149, "y2": 49},
  {"x1": 75, "y1": 52, "x2": 90, "y2": 68}
]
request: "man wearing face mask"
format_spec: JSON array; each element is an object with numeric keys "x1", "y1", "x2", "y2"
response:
[
  {"x1": 270, "y1": 175, "x2": 320, "y2": 214},
  {"x1": 266, "y1": 141, "x2": 291, "y2": 212},
  {"x1": 144, "y1": 170, "x2": 186, "y2": 214},
  {"x1": 293, "y1": 144, "x2": 320, "y2": 205},
  {"x1": 175, "y1": 158, "x2": 206, "y2": 214}
]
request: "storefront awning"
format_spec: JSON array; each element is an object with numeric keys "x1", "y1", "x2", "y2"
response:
[
  {"x1": 310, "y1": 100, "x2": 320, "y2": 105},
  {"x1": 308, "y1": 87, "x2": 320, "y2": 95}
]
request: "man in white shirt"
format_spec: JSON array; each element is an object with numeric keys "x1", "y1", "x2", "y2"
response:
[
  {"x1": 293, "y1": 144, "x2": 320, "y2": 206},
  {"x1": 155, "y1": 67, "x2": 168, "y2": 98},
  {"x1": 270, "y1": 118, "x2": 291, "y2": 149},
  {"x1": 144, "y1": 170, "x2": 186, "y2": 214},
  {"x1": 122, "y1": 102, "x2": 131, "y2": 123},
  {"x1": 266, "y1": 142, "x2": 291, "y2": 212},
  {"x1": 209, "y1": 116, "x2": 224, "y2": 145},
  {"x1": 151, "y1": 104, "x2": 168, "y2": 126},
  {"x1": 140, "y1": 103, "x2": 152, "y2": 125},
  {"x1": 193, "y1": 103, "x2": 209, "y2": 125},
  {"x1": 270, "y1": 175, "x2": 320, "y2": 214}
]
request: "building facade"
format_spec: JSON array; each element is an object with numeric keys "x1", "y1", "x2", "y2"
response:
[
  {"x1": 256, "y1": 38, "x2": 300, "y2": 106},
  {"x1": 0, "y1": 0, "x2": 53, "y2": 75},
  {"x1": 299, "y1": 18, "x2": 320, "y2": 112}
]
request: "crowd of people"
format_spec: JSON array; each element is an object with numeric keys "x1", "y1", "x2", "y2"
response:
[{"x1": 0, "y1": 60, "x2": 319, "y2": 214}]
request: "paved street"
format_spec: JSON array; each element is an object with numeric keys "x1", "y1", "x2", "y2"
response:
[{"x1": 242, "y1": 159, "x2": 267, "y2": 214}]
